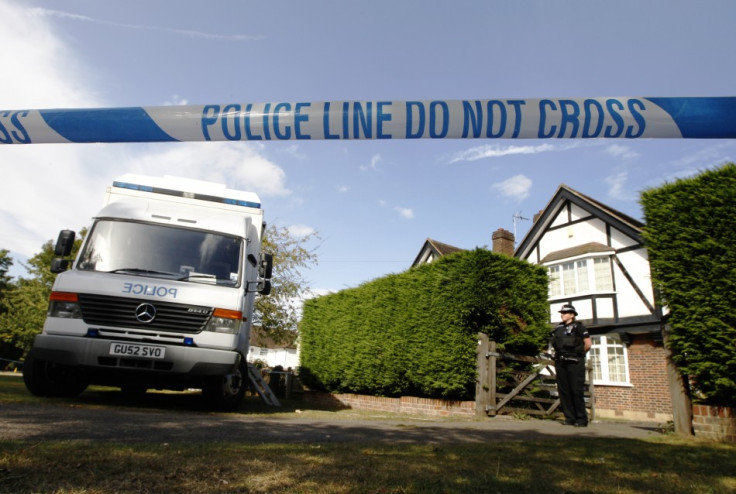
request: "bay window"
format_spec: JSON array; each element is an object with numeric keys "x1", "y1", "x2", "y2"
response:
[{"x1": 547, "y1": 256, "x2": 613, "y2": 298}]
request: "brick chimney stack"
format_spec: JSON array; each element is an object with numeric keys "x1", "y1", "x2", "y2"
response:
[{"x1": 492, "y1": 228, "x2": 515, "y2": 256}]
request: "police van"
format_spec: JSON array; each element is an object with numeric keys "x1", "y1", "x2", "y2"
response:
[{"x1": 23, "y1": 174, "x2": 272, "y2": 410}]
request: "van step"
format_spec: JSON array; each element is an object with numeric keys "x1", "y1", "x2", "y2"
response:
[{"x1": 247, "y1": 364, "x2": 281, "y2": 406}]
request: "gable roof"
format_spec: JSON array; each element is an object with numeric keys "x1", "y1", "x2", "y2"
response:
[
  {"x1": 411, "y1": 238, "x2": 465, "y2": 267},
  {"x1": 515, "y1": 184, "x2": 644, "y2": 260},
  {"x1": 540, "y1": 241, "x2": 615, "y2": 264}
]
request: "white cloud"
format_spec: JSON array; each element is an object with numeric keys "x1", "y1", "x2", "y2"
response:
[
  {"x1": 605, "y1": 144, "x2": 638, "y2": 160},
  {"x1": 361, "y1": 153, "x2": 382, "y2": 171},
  {"x1": 129, "y1": 142, "x2": 291, "y2": 197},
  {"x1": 287, "y1": 224, "x2": 316, "y2": 238},
  {"x1": 276, "y1": 144, "x2": 307, "y2": 161},
  {"x1": 26, "y1": 7, "x2": 263, "y2": 42},
  {"x1": 449, "y1": 142, "x2": 582, "y2": 163},
  {"x1": 491, "y1": 174, "x2": 532, "y2": 200},
  {"x1": 394, "y1": 207, "x2": 414, "y2": 220},
  {"x1": 604, "y1": 170, "x2": 630, "y2": 200},
  {"x1": 163, "y1": 95, "x2": 189, "y2": 106},
  {"x1": 0, "y1": 2, "x2": 101, "y2": 110},
  {"x1": 337, "y1": 185, "x2": 349, "y2": 193},
  {"x1": 0, "y1": 1, "x2": 290, "y2": 269}
]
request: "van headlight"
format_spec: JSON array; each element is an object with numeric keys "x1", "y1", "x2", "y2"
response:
[
  {"x1": 205, "y1": 308, "x2": 243, "y2": 334},
  {"x1": 48, "y1": 292, "x2": 82, "y2": 319}
]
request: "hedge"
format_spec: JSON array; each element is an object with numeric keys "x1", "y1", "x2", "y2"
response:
[
  {"x1": 641, "y1": 163, "x2": 736, "y2": 406},
  {"x1": 299, "y1": 248, "x2": 549, "y2": 400}
]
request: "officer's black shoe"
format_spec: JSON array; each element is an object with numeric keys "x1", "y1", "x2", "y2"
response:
[
  {"x1": 563, "y1": 419, "x2": 576, "y2": 426},
  {"x1": 574, "y1": 421, "x2": 588, "y2": 427}
]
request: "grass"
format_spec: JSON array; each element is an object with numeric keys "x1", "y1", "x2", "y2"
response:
[{"x1": 1, "y1": 375, "x2": 735, "y2": 493}]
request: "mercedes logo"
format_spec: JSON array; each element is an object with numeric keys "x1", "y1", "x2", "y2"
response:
[{"x1": 135, "y1": 303, "x2": 157, "y2": 323}]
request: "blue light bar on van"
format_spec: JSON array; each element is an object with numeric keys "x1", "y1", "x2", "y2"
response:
[{"x1": 113, "y1": 181, "x2": 261, "y2": 209}]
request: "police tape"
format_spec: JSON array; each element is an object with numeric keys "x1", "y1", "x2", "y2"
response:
[{"x1": 2, "y1": 97, "x2": 736, "y2": 144}]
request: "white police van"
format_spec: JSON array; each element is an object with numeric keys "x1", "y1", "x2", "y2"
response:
[{"x1": 23, "y1": 174, "x2": 272, "y2": 410}]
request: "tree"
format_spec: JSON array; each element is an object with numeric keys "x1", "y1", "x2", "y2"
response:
[
  {"x1": 641, "y1": 163, "x2": 736, "y2": 407},
  {"x1": 0, "y1": 233, "x2": 84, "y2": 359},
  {"x1": 0, "y1": 249, "x2": 12, "y2": 300},
  {"x1": 0, "y1": 249, "x2": 20, "y2": 367},
  {"x1": 255, "y1": 224, "x2": 319, "y2": 345}
]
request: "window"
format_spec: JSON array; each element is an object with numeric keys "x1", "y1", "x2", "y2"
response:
[
  {"x1": 77, "y1": 219, "x2": 242, "y2": 286},
  {"x1": 589, "y1": 334, "x2": 630, "y2": 385},
  {"x1": 547, "y1": 256, "x2": 613, "y2": 298}
]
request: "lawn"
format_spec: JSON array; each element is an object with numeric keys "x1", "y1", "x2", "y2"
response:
[{"x1": 1, "y1": 374, "x2": 734, "y2": 493}]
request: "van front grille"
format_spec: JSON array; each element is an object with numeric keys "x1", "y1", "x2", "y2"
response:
[{"x1": 78, "y1": 294, "x2": 212, "y2": 334}]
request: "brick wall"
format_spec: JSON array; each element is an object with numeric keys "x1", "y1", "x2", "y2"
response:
[
  {"x1": 303, "y1": 391, "x2": 476, "y2": 418},
  {"x1": 593, "y1": 333, "x2": 674, "y2": 422},
  {"x1": 692, "y1": 405, "x2": 736, "y2": 442}
]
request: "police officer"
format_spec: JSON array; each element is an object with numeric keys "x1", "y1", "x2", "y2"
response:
[{"x1": 551, "y1": 304, "x2": 592, "y2": 427}]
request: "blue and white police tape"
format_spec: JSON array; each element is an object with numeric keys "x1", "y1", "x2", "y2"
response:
[{"x1": 2, "y1": 97, "x2": 736, "y2": 144}]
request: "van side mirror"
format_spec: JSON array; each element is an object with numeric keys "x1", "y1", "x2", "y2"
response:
[
  {"x1": 257, "y1": 280, "x2": 271, "y2": 295},
  {"x1": 259, "y1": 253, "x2": 273, "y2": 280},
  {"x1": 54, "y1": 230, "x2": 76, "y2": 257},
  {"x1": 50, "y1": 258, "x2": 70, "y2": 274},
  {"x1": 51, "y1": 230, "x2": 76, "y2": 273}
]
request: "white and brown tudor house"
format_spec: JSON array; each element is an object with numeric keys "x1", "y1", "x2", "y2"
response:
[{"x1": 414, "y1": 185, "x2": 674, "y2": 422}]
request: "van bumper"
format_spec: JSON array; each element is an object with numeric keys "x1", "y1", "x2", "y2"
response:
[{"x1": 31, "y1": 334, "x2": 239, "y2": 376}]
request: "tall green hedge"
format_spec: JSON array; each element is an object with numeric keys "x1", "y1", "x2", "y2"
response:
[
  {"x1": 299, "y1": 248, "x2": 549, "y2": 400},
  {"x1": 641, "y1": 163, "x2": 736, "y2": 406}
]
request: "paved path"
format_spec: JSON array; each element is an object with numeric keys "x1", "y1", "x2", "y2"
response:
[{"x1": 0, "y1": 401, "x2": 663, "y2": 444}]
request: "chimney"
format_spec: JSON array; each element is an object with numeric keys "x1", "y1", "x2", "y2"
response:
[{"x1": 492, "y1": 228, "x2": 515, "y2": 256}]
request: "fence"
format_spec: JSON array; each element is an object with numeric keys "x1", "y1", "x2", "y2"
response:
[{"x1": 475, "y1": 333, "x2": 595, "y2": 420}]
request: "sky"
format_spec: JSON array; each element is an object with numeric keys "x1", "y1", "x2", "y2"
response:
[{"x1": 1, "y1": 0, "x2": 735, "y2": 297}]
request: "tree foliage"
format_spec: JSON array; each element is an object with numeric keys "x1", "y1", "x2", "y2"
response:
[
  {"x1": 299, "y1": 249, "x2": 550, "y2": 400},
  {"x1": 0, "y1": 249, "x2": 12, "y2": 300},
  {"x1": 0, "y1": 235, "x2": 84, "y2": 361},
  {"x1": 641, "y1": 163, "x2": 736, "y2": 406},
  {"x1": 248, "y1": 223, "x2": 318, "y2": 344}
]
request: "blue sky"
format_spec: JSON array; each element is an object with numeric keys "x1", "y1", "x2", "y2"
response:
[{"x1": 1, "y1": 0, "x2": 735, "y2": 295}]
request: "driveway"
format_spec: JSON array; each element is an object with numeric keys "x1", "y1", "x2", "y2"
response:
[{"x1": 0, "y1": 400, "x2": 663, "y2": 444}]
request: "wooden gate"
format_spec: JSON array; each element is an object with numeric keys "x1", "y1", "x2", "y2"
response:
[{"x1": 475, "y1": 333, "x2": 595, "y2": 419}]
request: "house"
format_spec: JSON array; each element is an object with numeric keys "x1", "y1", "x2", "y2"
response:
[
  {"x1": 514, "y1": 184, "x2": 672, "y2": 422},
  {"x1": 412, "y1": 238, "x2": 464, "y2": 266},
  {"x1": 413, "y1": 185, "x2": 674, "y2": 422},
  {"x1": 247, "y1": 326, "x2": 300, "y2": 369}
]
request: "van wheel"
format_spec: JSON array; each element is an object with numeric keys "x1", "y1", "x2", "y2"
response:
[
  {"x1": 23, "y1": 349, "x2": 88, "y2": 398},
  {"x1": 202, "y1": 359, "x2": 247, "y2": 411}
]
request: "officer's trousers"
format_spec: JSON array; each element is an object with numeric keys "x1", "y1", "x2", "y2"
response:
[{"x1": 555, "y1": 358, "x2": 587, "y2": 424}]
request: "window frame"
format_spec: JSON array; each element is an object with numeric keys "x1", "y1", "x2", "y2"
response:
[
  {"x1": 546, "y1": 254, "x2": 614, "y2": 300},
  {"x1": 588, "y1": 334, "x2": 632, "y2": 386}
]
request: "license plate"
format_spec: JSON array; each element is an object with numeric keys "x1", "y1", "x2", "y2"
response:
[{"x1": 109, "y1": 342, "x2": 165, "y2": 359}]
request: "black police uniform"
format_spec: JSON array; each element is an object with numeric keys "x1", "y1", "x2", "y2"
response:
[{"x1": 551, "y1": 320, "x2": 590, "y2": 426}]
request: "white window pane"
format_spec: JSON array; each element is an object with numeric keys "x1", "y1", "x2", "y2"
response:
[
  {"x1": 594, "y1": 257, "x2": 613, "y2": 291},
  {"x1": 548, "y1": 266, "x2": 561, "y2": 297},
  {"x1": 607, "y1": 343, "x2": 627, "y2": 383},
  {"x1": 562, "y1": 262, "x2": 576, "y2": 295},
  {"x1": 589, "y1": 345, "x2": 602, "y2": 381},
  {"x1": 576, "y1": 260, "x2": 589, "y2": 292}
]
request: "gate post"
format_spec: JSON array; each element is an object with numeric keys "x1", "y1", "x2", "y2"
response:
[
  {"x1": 475, "y1": 333, "x2": 491, "y2": 417},
  {"x1": 488, "y1": 340, "x2": 497, "y2": 416}
]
